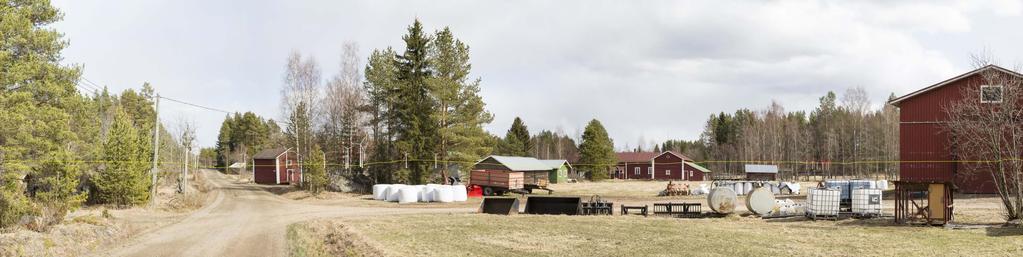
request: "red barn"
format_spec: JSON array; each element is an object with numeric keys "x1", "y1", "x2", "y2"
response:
[
  {"x1": 612, "y1": 151, "x2": 711, "y2": 181},
  {"x1": 889, "y1": 65, "x2": 1021, "y2": 193},
  {"x1": 252, "y1": 148, "x2": 300, "y2": 185}
]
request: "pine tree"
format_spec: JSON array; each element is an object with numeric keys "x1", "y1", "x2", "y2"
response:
[
  {"x1": 94, "y1": 108, "x2": 152, "y2": 205},
  {"x1": 578, "y1": 119, "x2": 616, "y2": 181}
]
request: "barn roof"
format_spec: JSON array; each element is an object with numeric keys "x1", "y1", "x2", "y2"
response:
[
  {"x1": 889, "y1": 65, "x2": 1023, "y2": 106},
  {"x1": 615, "y1": 151, "x2": 692, "y2": 163},
  {"x1": 474, "y1": 156, "x2": 551, "y2": 171},
  {"x1": 687, "y1": 162, "x2": 712, "y2": 173},
  {"x1": 253, "y1": 148, "x2": 289, "y2": 159}
]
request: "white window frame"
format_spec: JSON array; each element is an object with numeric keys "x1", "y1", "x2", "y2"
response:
[
  {"x1": 981, "y1": 85, "x2": 1003, "y2": 103},
  {"x1": 647, "y1": 167, "x2": 652, "y2": 174},
  {"x1": 634, "y1": 167, "x2": 639, "y2": 175},
  {"x1": 665, "y1": 169, "x2": 671, "y2": 176}
]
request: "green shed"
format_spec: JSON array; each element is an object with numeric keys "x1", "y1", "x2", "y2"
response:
[{"x1": 539, "y1": 160, "x2": 571, "y2": 184}]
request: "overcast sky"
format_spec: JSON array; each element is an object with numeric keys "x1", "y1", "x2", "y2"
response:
[{"x1": 51, "y1": 0, "x2": 1023, "y2": 150}]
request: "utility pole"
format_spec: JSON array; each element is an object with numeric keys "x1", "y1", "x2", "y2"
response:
[{"x1": 150, "y1": 94, "x2": 161, "y2": 207}]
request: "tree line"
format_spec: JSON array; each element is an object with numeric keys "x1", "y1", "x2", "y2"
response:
[
  {"x1": 660, "y1": 88, "x2": 899, "y2": 180},
  {"x1": 1, "y1": 0, "x2": 194, "y2": 229}
]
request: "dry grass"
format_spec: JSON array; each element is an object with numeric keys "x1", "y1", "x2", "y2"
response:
[{"x1": 302, "y1": 214, "x2": 1023, "y2": 257}]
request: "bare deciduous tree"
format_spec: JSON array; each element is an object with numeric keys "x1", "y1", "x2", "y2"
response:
[
  {"x1": 942, "y1": 54, "x2": 1023, "y2": 222},
  {"x1": 322, "y1": 42, "x2": 368, "y2": 190}
]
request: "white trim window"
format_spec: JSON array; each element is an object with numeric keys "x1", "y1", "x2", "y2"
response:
[
  {"x1": 647, "y1": 167, "x2": 652, "y2": 174},
  {"x1": 981, "y1": 85, "x2": 1003, "y2": 103},
  {"x1": 665, "y1": 169, "x2": 671, "y2": 176},
  {"x1": 634, "y1": 167, "x2": 640, "y2": 175}
]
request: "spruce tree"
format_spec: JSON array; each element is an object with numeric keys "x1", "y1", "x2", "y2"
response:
[
  {"x1": 500, "y1": 117, "x2": 531, "y2": 156},
  {"x1": 393, "y1": 19, "x2": 437, "y2": 184},
  {"x1": 94, "y1": 108, "x2": 152, "y2": 205},
  {"x1": 578, "y1": 119, "x2": 616, "y2": 181},
  {"x1": 304, "y1": 145, "x2": 327, "y2": 194}
]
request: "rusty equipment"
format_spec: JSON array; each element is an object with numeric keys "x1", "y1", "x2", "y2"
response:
[
  {"x1": 581, "y1": 195, "x2": 613, "y2": 215},
  {"x1": 621, "y1": 205, "x2": 649, "y2": 216},
  {"x1": 659, "y1": 181, "x2": 690, "y2": 196},
  {"x1": 524, "y1": 196, "x2": 582, "y2": 215},
  {"x1": 479, "y1": 197, "x2": 520, "y2": 215}
]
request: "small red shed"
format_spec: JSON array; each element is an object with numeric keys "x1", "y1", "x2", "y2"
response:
[
  {"x1": 612, "y1": 151, "x2": 711, "y2": 181},
  {"x1": 252, "y1": 148, "x2": 300, "y2": 185},
  {"x1": 889, "y1": 65, "x2": 1022, "y2": 193}
]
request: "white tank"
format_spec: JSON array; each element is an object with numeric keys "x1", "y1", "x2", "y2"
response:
[
  {"x1": 852, "y1": 188, "x2": 883, "y2": 215},
  {"x1": 732, "y1": 182, "x2": 744, "y2": 195},
  {"x1": 372, "y1": 184, "x2": 390, "y2": 200},
  {"x1": 398, "y1": 187, "x2": 419, "y2": 204},
  {"x1": 807, "y1": 188, "x2": 840, "y2": 216},
  {"x1": 746, "y1": 187, "x2": 776, "y2": 215},
  {"x1": 708, "y1": 187, "x2": 738, "y2": 214},
  {"x1": 743, "y1": 182, "x2": 753, "y2": 195}
]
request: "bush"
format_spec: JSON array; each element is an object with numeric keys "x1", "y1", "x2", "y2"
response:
[
  {"x1": 0, "y1": 190, "x2": 36, "y2": 229},
  {"x1": 303, "y1": 145, "x2": 327, "y2": 194}
]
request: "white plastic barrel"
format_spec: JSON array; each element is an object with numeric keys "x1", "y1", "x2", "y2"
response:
[
  {"x1": 398, "y1": 187, "x2": 419, "y2": 204},
  {"x1": 733, "y1": 182, "x2": 743, "y2": 195},
  {"x1": 744, "y1": 182, "x2": 753, "y2": 195},
  {"x1": 372, "y1": 184, "x2": 390, "y2": 200}
]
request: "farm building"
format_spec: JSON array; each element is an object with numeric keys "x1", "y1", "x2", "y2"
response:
[
  {"x1": 539, "y1": 159, "x2": 571, "y2": 184},
  {"x1": 889, "y1": 64, "x2": 1022, "y2": 193},
  {"x1": 744, "y1": 164, "x2": 778, "y2": 181},
  {"x1": 252, "y1": 148, "x2": 301, "y2": 185},
  {"x1": 612, "y1": 151, "x2": 711, "y2": 181}
]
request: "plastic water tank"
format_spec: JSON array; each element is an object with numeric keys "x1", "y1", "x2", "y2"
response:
[
  {"x1": 372, "y1": 184, "x2": 390, "y2": 200},
  {"x1": 851, "y1": 188, "x2": 883, "y2": 215},
  {"x1": 744, "y1": 182, "x2": 754, "y2": 195},
  {"x1": 708, "y1": 187, "x2": 738, "y2": 214},
  {"x1": 807, "y1": 188, "x2": 840, "y2": 216},
  {"x1": 732, "y1": 182, "x2": 743, "y2": 195}
]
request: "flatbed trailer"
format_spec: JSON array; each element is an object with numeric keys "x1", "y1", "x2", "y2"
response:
[{"x1": 470, "y1": 170, "x2": 554, "y2": 195}]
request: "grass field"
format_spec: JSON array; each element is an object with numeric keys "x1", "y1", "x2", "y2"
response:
[{"x1": 295, "y1": 214, "x2": 1023, "y2": 257}]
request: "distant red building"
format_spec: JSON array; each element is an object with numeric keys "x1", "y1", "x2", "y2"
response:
[
  {"x1": 612, "y1": 151, "x2": 711, "y2": 181},
  {"x1": 889, "y1": 65, "x2": 1021, "y2": 193},
  {"x1": 252, "y1": 148, "x2": 300, "y2": 185}
]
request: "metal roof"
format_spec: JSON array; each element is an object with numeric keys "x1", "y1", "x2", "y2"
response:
[
  {"x1": 889, "y1": 65, "x2": 1023, "y2": 106},
  {"x1": 615, "y1": 151, "x2": 692, "y2": 163},
  {"x1": 539, "y1": 159, "x2": 571, "y2": 170},
  {"x1": 745, "y1": 164, "x2": 778, "y2": 174},
  {"x1": 687, "y1": 162, "x2": 712, "y2": 173},
  {"x1": 253, "y1": 148, "x2": 289, "y2": 159},
  {"x1": 475, "y1": 156, "x2": 552, "y2": 171},
  {"x1": 228, "y1": 162, "x2": 247, "y2": 169}
]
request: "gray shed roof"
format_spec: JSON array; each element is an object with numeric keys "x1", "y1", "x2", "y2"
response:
[
  {"x1": 539, "y1": 159, "x2": 571, "y2": 170},
  {"x1": 474, "y1": 156, "x2": 552, "y2": 171},
  {"x1": 745, "y1": 164, "x2": 779, "y2": 174},
  {"x1": 253, "y1": 148, "x2": 289, "y2": 159}
]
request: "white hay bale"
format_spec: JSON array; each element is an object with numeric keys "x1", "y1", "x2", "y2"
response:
[
  {"x1": 372, "y1": 184, "x2": 390, "y2": 200},
  {"x1": 434, "y1": 186, "x2": 455, "y2": 203},
  {"x1": 398, "y1": 187, "x2": 419, "y2": 204},
  {"x1": 453, "y1": 185, "x2": 468, "y2": 202},
  {"x1": 385, "y1": 184, "x2": 405, "y2": 202}
]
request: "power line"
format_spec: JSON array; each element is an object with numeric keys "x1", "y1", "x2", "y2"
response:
[{"x1": 158, "y1": 95, "x2": 234, "y2": 115}]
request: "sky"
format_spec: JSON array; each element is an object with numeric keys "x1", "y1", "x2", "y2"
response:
[{"x1": 51, "y1": 0, "x2": 1023, "y2": 150}]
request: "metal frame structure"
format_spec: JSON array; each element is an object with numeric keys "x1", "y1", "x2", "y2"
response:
[{"x1": 894, "y1": 181, "x2": 954, "y2": 225}]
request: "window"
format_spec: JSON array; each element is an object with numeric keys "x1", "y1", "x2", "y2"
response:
[
  {"x1": 689, "y1": 171, "x2": 694, "y2": 177},
  {"x1": 981, "y1": 85, "x2": 1003, "y2": 103},
  {"x1": 287, "y1": 160, "x2": 292, "y2": 166},
  {"x1": 647, "y1": 167, "x2": 652, "y2": 174},
  {"x1": 665, "y1": 170, "x2": 671, "y2": 176},
  {"x1": 634, "y1": 167, "x2": 639, "y2": 175}
]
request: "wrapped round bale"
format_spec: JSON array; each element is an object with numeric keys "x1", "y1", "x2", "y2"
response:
[
  {"x1": 419, "y1": 186, "x2": 435, "y2": 202},
  {"x1": 372, "y1": 184, "x2": 390, "y2": 200},
  {"x1": 433, "y1": 186, "x2": 455, "y2": 203},
  {"x1": 453, "y1": 185, "x2": 468, "y2": 202},
  {"x1": 398, "y1": 187, "x2": 419, "y2": 204},
  {"x1": 385, "y1": 184, "x2": 405, "y2": 202}
]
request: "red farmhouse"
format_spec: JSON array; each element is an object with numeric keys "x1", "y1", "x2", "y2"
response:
[
  {"x1": 612, "y1": 151, "x2": 711, "y2": 181},
  {"x1": 889, "y1": 65, "x2": 1021, "y2": 193},
  {"x1": 252, "y1": 148, "x2": 301, "y2": 185}
]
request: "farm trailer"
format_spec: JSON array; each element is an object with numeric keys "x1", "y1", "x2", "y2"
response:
[{"x1": 470, "y1": 169, "x2": 553, "y2": 196}]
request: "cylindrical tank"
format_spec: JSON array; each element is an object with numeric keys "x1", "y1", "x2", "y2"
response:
[
  {"x1": 708, "y1": 187, "x2": 738, "y2": 214},
  {"x1": 744, "y1": 182, "x2": 754, "y2": 195},
  {"x1": 746, "y1": 187, "x2": 777, "y2": 215},
  {"x1": 732, "y1": 182, "x2": 743, "y2": 195}
]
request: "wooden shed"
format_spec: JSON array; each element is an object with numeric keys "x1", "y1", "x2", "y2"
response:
[
  {"x1": 745, "y1": 164, "x2": 778, "y2": 181},
  {"x1": 539, "y1": 160, "x2": 571, "y2": 184},
  {"x1": 252, "y1": 148, "x2": 300, "y2": 185},
  {"x1": 889, "y1": 65, "x2": 1022, "y2": 193}
]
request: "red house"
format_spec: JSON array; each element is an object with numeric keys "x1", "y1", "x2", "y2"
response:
[
  {"x1": 889, "y1": 65, "x2": 1021, "y2": 193},
  {"x1": 612, "y1": 151, "x2": 711, "y2": 181},
  {"x1": 252, "y1": 148, "x2": 301, "y2": 185}
]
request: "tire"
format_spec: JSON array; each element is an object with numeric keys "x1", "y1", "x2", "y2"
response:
[{"x1": 483, "y1": 187, "x2": 494, "y2": 196}]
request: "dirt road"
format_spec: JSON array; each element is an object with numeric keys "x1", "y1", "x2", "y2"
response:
[{"x1": 96, "y1": 170, "x2": 473, "y2": 257}]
